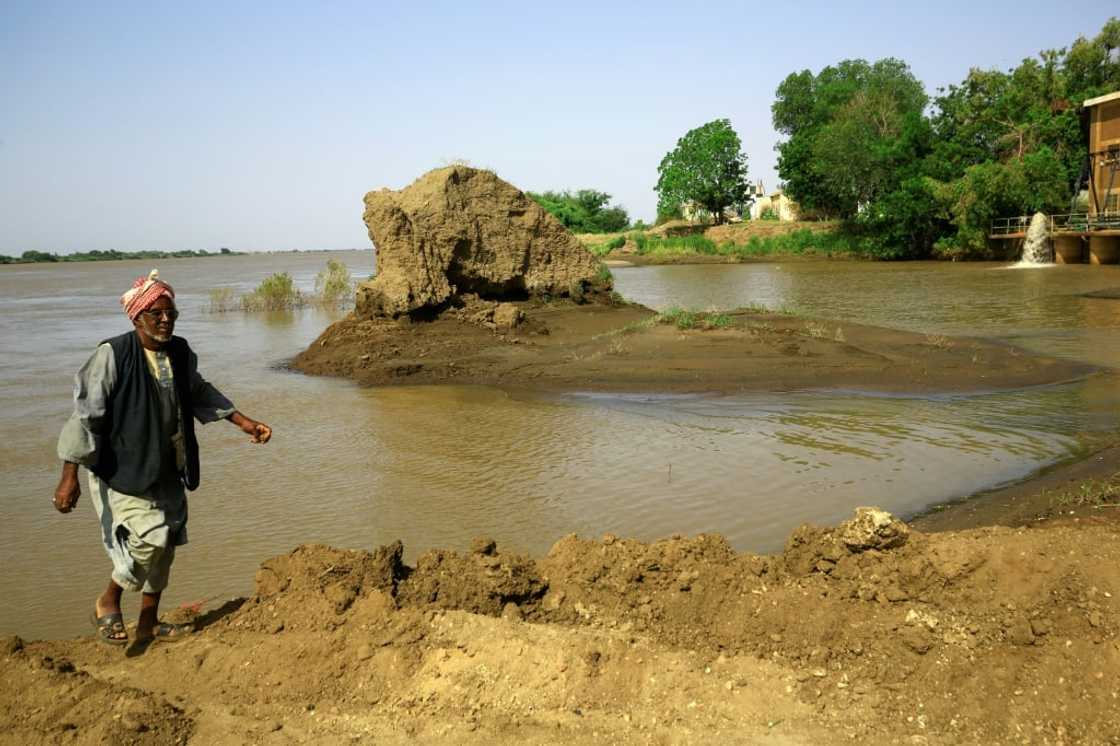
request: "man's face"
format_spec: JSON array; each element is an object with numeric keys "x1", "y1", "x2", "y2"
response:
[{"x1": 133, "y1": 296, "x2": 177, "y2": 346}]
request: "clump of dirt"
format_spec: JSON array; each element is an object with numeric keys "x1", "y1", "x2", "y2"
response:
[
  {"x1": 358, "y1": 166, "x2": 607, "y2": 317},
  {"x1": 396, "y1": 539, "x2": 546, "y2": 616},
  {"x1": 8, "y1": 509, "x2": 1118, "y2": 744}
]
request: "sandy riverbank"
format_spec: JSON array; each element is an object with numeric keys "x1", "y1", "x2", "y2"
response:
[
  {"x1": 291, "y1": 299, "x2": 1094, "y2": 395},
  {"x1": 3, "y1": 505, "x2": 1117, "y2": 744}
]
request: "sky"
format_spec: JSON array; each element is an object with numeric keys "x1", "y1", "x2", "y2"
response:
[{"x1": 1, "y1": 1, "x2": 1118, "y2": 253}]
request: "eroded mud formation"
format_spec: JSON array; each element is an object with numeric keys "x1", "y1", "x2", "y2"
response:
[{"x1": 357, "y1": 166, "x2": 604, "y2": 318}]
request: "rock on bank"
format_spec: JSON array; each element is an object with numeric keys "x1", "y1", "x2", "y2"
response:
[{"x1": 358, "y1": 166, "x2": 602, "y2": 317}]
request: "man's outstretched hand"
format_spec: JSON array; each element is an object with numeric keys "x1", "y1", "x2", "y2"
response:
[
  {"x1": 53, "y1": 462, "x2": 81, "y2": 513},
  {"x1": 229, "y1": 412, "x2": 272, "y2": 444}
]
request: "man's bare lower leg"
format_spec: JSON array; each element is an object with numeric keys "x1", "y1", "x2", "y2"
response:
[
  {"x1": 136, "y1": 591, "x2": 161, "y2": 639},
  {"x1": 95, "y1": 580, "x2": 123, "y2": 617}
]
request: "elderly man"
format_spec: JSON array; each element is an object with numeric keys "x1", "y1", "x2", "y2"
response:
[{"x1": 53, "y1": 269, "x2": 271, "y2": 648}]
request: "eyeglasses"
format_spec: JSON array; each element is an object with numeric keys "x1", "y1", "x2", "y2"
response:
[{"x1": 141, "y1": 309, "x2": 179, "y2": 321}]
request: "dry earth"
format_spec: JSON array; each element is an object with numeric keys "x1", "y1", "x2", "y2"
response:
[{"x1": 3, "y1": 508, "x2": 1119, "y2": 745}]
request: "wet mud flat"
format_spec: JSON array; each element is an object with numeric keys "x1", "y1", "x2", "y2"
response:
[
  {"x1": 291, "y1": 299, "x2": 1094, "y2": 395},
  {"x1": 4, "y1": 508, "x2": 1118, "y2": 744}
]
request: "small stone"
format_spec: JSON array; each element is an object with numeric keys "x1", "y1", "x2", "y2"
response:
[
  {"x1": 501, "y1": 603, "x2": 523, "y2": 621},
  {"x1": 1030, "y1": 619, "x2": 1052, "y2": 637},
  {"x1": 2, "y1": 636, "x2": 24, "y2": 656},
  {"x1": 1008, "y1": 619, "x2": 1035, "y2": 646},
  {"x1": 269, "y1": 620, "x2": 284, "y2": 635},
  {"x1": 883, "y1": 586, "x2": 909, "y2": 603},
  {"x1": 838, "y1": 507, "x2": 910, "y2": 552},
  {"x1": 493, "y1": 304, "x2": 523, "y2": 332},
  {"x1": 270, "y1": 722, "x2": 283, "y2": 732},
  {"x1": 1088, "y1": 611, "x2": 1103, "y2": 628},
  {"x1": 899, "y1": 627, "x2": 931, "y2": 654},
  {"x1": 356, "y1": 644, "x2": 373, "y2": 661}
]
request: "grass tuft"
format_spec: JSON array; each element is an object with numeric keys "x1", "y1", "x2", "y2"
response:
[{"x1": 656, "y1": 306, "x2": 735, "y2": 331}]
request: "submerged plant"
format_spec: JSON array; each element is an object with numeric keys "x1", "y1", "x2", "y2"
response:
[
  {"x1": 206, "y1": 287, "x2": 238, "y2": 313},
  {"x1": 241, "y1": 272, "x2": 306, "y2": 311},
  {"x1": 314, "y1": 259, "x2": 354, "y2": 308}
]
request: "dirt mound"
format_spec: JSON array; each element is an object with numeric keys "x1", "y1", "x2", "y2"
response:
[
  {"x1": 703, "y1": 220, "x2": 837, "y2": 245},
  {"x1": 0, "y1": 643, "x2": 194, "y2": 744},
  {"x1": 358, "y1": 166, "x2": 605, "y2": 317},
  {"x1": 6, "y1": 510, "x2": 1119, "y2": 744},
  {"x1": 292, "y1": 300, "x2": 1094, "y2": 395}
]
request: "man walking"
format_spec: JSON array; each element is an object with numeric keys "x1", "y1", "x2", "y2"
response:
[{"x1": 53, "y1": 269, "x2": 272, "y2": 648}]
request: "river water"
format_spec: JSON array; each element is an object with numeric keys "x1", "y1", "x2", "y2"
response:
[{"x1": 3, "y1": 252, "x2": 1119, "y2": 639}]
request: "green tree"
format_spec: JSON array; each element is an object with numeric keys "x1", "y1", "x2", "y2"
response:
[
  {"x1": 655, "y1": 119, "x2": 748, "y2": 225},
  {"x1": 772, "y1": 58, "x2": 928, "y2": 219},
  {"x1": 528, "y1": 189, "x2": 630, "y2": 233}
]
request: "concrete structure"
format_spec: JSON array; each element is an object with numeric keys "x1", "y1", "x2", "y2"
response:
[
  {"x1": 1086, "y1": 90, "x2": 1120, "y2": 217},
  {"x1": 989, "y1": 90, "x2": 1120, "y2": 264}
]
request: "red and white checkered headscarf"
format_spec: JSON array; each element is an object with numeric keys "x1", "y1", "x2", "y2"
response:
[{"x1": 121, "y1": 269, "x2": 175, "y2": 320}]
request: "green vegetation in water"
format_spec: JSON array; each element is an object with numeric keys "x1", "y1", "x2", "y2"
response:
[
  {"x1": 1046, "y1": 473, "x2": 1120, "y2": 509},
  {"x1": 593, "y1": 263, "x2": 614, "y2": 285},
  {"x1": 0, "y1": 248, "x2": 238, "y2": 265},
  {"x1": 656, "y1": 306, "x2": 734, "y2": 330},
  {"x1": 207, "y1": 260, "x2": 356, "y2": 313},
  {"x1": 240, "y1": 272, "x2": 305, "y2": 311},
  {"x1": 314, "y1": 258, "x2": 355, "y2": 309}
]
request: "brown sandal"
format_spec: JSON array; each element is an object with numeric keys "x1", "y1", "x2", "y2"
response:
[{"x1": 90, "y1": 611, "x2": 128, "y2": 646}]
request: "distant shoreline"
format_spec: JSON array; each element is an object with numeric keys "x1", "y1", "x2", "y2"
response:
[{"x1": 0, "y1": 247, "x2": 368, "y2": 265}]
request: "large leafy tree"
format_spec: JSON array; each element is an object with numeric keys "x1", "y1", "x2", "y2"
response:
[
  {"x1": 655, "y1": 119, "x2": 748, "y2": 224},
  {"x1": 772, "y1": 58, "x2": 928, "y2": 220}
]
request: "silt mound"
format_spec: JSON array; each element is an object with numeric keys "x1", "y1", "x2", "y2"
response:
[{"x1": 5, "y1": 508, "x2": 1118, "y2": 743}]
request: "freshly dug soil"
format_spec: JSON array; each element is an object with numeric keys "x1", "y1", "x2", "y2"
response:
[
  {"x1": 292, "y1": 299, "x2": 1094, "y2": 394},
  {"x1": 4, "y1": 510, "x2": 1118, "y2": 744}
]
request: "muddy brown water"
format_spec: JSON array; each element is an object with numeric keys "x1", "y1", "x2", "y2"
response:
[{"x1": 2, "y1": 252, "x2": 1119, "y2": 640}]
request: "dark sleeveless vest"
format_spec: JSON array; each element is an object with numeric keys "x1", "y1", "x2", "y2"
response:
[{"x1": 91, "y1": 331, "x2": 200, "y2": 495}]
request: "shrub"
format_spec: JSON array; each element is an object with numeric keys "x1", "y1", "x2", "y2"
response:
[
  {"x1": 594, "y1": 263, "x2": 614, "y2": 286},
  {"x1": 241, "y1": 272, "x2": 305, "y2": 311},
  {"x1": 206, "y1": 287, "x2": 238, "y2": 313},
  {"x1": 315, "y1": 259, "x2": 354, "y2": 308},
  {"x1": 656, "y1": 306, "x2": 734, "y2": 330}
]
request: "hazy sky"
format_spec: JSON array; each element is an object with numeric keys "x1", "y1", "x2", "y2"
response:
[{"x1": 2, "y1": 1, "x2": 1117, "y2": 253}]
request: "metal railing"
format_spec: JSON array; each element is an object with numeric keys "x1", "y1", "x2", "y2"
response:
[{"x1": 991, "y1": 212, "x2": 1120, "y2": 236}]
